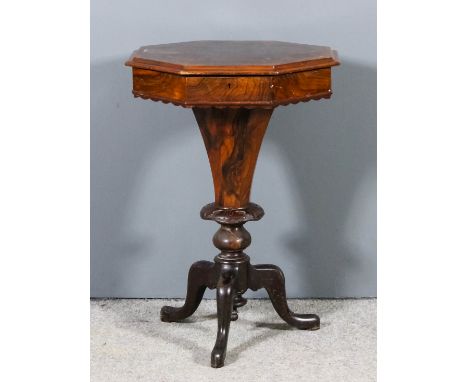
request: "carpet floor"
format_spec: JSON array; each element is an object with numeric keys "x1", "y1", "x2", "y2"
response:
[{"x1": 91, "y1": 298, "x2": 376, "y2": 382}]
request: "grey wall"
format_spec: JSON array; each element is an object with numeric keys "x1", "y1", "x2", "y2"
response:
[{"x1": 91, "y1": 0, "x2": 376, "y2": 298}]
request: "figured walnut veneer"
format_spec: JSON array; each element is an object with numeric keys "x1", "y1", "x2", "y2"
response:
[
  {"x1": 194, "y1": 107, "x2": 272, "y2": 208},
  {"x1": 126, "y1": 40, "x2": 339, "y2": 108}
]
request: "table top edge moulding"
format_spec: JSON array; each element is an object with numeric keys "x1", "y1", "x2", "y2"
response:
[
  {"x1": 125, "y1": 40, "x2": 340, "y2": 108},
  {"x1": 125, "y1": 40, "x2": 340, "y2": 368}
]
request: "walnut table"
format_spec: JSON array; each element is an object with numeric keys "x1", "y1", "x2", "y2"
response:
[{"x1": 125, "y1": 41, "x2": 339, "y2": 368}]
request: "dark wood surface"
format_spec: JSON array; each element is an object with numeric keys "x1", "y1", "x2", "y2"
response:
[
  {"x1": 160, "y1": 227, "x2": 320, "y2": 368},
  {"x1": 194, "y1": 107, "x2": 272, "y2": 208},
  {"x1": 126, "y1": 40, "x2": 339, "y2": 368},
  {"x1": 126, "y1": 40, "x2": 339, "y2": 108},
  {"x1": 126, "y1": 40, "x2": 339, "y2": 75}
]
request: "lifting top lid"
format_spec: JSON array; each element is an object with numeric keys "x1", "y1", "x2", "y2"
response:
[{"x1": 126, "y1": 40, "x2": 339, "y2": 76}]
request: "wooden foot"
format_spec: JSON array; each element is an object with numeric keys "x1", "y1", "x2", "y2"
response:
[
  {"x1": 160, "y1": 260, "x2": 216, "y2": 322},
  {"x1": 249, "y1": 264, "x2": 320, "y2": 330},
  {"x1": 211, "y1": 271, "x2": 236, "y2": 368}
]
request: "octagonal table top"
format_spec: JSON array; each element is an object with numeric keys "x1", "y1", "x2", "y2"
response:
[
  {"x1": 126, "y1": 40, "x2": 339, "y2": 76},
  {"x1": 126, "y1": 41, "x2": 339, "y2": 108}
]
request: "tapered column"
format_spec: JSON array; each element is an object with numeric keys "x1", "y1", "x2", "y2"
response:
[
  {"x1": 194, "y1": 107, "x2": 273, "y2": 367},
  {"x1": 194, "y1": 107, "x2": 272, "y2": 209}
]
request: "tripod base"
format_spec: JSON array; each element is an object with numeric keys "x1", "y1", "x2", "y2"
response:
[{"x1": 161, "y1": 255, "x2": 320, "y2": 368}]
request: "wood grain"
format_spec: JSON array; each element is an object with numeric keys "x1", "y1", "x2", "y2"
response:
[
  {"x1": 131, "y1": 67, "x2": 333, "y2": 108},
  {"x1": 186, "y1": 76, "x2": 271, "y2": 106},
  {"x1": 194, "y1": 107, "x2": 272, "y2": 208},
  {"x1": 126, "y1": 40, "x2": 339, "y2": 75},
  {"x1": 127, "y1": 40, "x2": 339, "y2": 108},
  {"x1": 132, "y1": 68, "x2": 186, "y2": 104},
  {"x1": 272, "y1": 68, "x2": 332, "y2": 104}
]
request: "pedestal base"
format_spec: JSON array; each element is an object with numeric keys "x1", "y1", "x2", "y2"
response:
[
  {"x1": 161, "y1": 107, "x2": 320, "y2": 367},
  {"x1": 161, "y1": 255, "x2": 320, "y2": 368}
]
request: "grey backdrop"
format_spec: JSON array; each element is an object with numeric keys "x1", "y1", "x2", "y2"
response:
[{"x1": 91, "y1": 0, "x2": 376, "y2": 298}]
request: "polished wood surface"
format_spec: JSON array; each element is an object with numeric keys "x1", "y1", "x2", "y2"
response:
[
  {"x1": 194, "y1": 107, "x2": 272, "y2": 208},
  {"x1": 126, "y1": 40, "x2": 339, "y2": 368},
  {"x1": 131, "y1": 67, "x2": 332, "y2": 108},
  {"x1": 126, "y1": 40, "x2": 339, "y2": 75},
  {"x1": 126, "y1": 40, "x2": 338, "y2": 108}
]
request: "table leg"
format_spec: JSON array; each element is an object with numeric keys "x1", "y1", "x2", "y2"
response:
[
  {"x1": 249, "y1": 264, "x2": 320, "y2": 330},
  {"x1": 211, "y1": 270, "x2": 236, "y2": 368},
  {"x1": 160, "y1": 260, "x2": 216, "y2": 322}
]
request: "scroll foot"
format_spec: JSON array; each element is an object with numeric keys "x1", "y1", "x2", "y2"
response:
[
  {"x1": 249, "y1": 264, "x2": 320, "y2": 330},
  {"x1": 161, "y1": 260, "x2": 215, "y2": 322}
]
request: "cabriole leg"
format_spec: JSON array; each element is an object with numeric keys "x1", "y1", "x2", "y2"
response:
[
  {"x1": 160, "y1": 260, "x2": 215, "y2": 322},
  {"x1": 211, "y1": 271, "x2": 236, "y2": 368},
  {"x1": 249, "y1": 264, "x2": 320, "y2": 330}
]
